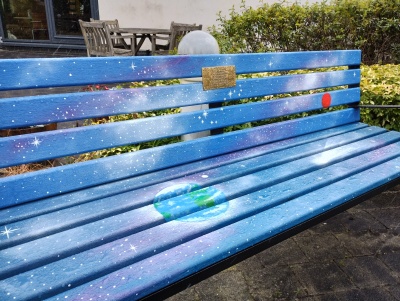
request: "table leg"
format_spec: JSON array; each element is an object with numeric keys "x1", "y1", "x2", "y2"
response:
[
  {"x1": 135, "y1": 34, "x2": 150, "y2": 55},
  {"x1": 151, "y1": 34, "x2": 156, "y2": 55},
  {"x1": 130, "y1": 34, "x2": 137, "y2": 55}
]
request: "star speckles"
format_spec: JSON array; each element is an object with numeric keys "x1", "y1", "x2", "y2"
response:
[
  {"x1": 198, "y1": 111, "x2": 218, "y2": 126},
  {"x1": 268, "y1": 60, "x2": 273, "y2": 68},
  {"x1": 228, "y1": 90, "x2": 233, "y2": 98},
  {"x1": 129, "y1": 244, "x2": 138, "y2": 253},
  {"x1": 1, "y1": 226, "x2": 19, "y2": 239},
  {"x1": 31, "y1": 137, "x2": 42, "y2": 147},
  {"x1": 131, "y1": 62, "x2": 137, "y2": 71}
]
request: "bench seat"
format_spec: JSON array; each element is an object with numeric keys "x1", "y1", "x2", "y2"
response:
[{"x1": 0, "y1": 50, "x2": 399, "y2": 300}]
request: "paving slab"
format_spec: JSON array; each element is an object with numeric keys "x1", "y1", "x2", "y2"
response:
[
  {"x1": 333, "y1": 288, "x2": 398, "y2": 301},
  {"x1": 291, "y1": 262, "x2": 354, "y2": 295},
  {"x1": 368, "y1": 208, "x2": 400, "y2": 235},
  {"x1": 306, "y1": 215, "x2": 349, "y2": 235},
  {"x1": 239, "y1": 261, "x2": 306, "y2": 301},
  {"x1": 334, "y1": 232, "x2": 377, "y2": 256},
  {"x1": 389, "y1": 285, "x2": 400, "y2": 300},
  {"x1": 379, "y1": 251, "x2": 400, "y2": 277},
  {"x1": 255, "y1": 238, "x2": 309, "y2": 266},
  {"x1": 293, "y1": 233, "x2": 351, "y2": 262},
  {"x1": 338, "y1": 256, "x2": 398, "y2": 288}
]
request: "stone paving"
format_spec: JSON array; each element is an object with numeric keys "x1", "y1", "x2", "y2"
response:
[{"x1": 1, "y1": 45, "x2": 400, "y2": 301}]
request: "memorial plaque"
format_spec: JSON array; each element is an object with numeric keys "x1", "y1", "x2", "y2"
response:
[{"x1": 202, "y1": 66, "x2": 236, "y2": 91}]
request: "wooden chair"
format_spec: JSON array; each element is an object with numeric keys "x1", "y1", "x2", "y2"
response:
[
  {"x1": 151, "y1": 21, "x2": 203, "y2": 55},
  {"x1": 79, "y1": 20, "x2": 133, "y2": 57},
  {"x1": 90, "y1": 18, "x2": 130, "y2": 49}
]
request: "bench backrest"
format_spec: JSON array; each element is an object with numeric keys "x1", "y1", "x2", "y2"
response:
[{"x1": 0, "y1": 50, "x2": 361, "y2": 209}]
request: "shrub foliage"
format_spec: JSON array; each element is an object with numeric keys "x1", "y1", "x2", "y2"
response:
[
  {"x1": 210, "y1": 0, "x2": 400, "y2": 64},
  {"x1": 361, "y1": 64, "x2": 400, "y2": 131}
]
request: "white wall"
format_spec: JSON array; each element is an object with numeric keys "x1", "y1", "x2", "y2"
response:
[
  {"x1": 98, "y1": 0, "x2": 270, "y2": 31},
  {"x1": 97, "y1": 0, "x2": 319, "y2": 51}
]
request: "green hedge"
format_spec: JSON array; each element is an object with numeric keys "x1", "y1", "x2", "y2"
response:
[
  {"x1": 361, "y1": 64, "x2": 400, "y2": 131},
  {"x1": 210, "y1": 0, "x2": 400, "y2": 64}
]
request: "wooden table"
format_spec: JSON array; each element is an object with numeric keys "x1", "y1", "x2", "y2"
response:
[{"x1": 115, "y1": 28, "x2": 171, "y2": 55}]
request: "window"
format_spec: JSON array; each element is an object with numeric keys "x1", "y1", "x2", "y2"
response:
[
  {"x1": 0, "y1": 0, "x2": 98, "y2": 45},
  {"x1": 53, "y1": 0, "x2": 91, "y2": 36},
  {"x1": 1, "y1": 0, "x2": 48, "y2": 40}
]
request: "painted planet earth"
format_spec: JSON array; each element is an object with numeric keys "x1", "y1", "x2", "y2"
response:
[{"x1": 154, "y1": 183, "x2": 228, "y2": 222}]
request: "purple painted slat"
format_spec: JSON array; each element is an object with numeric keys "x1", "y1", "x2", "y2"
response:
[
  {"x1": 0, "y1": 122, "x2": 368, "y2": 226},
  {"x1": 2, "y1": 144, "x2": 399, "y2": 301},
  {"x1": 0, "y1": 109, "x2": 360, "y2": 208},
  {"x1": 0, "y1": 126, "x2": 385, "y2": 254},
  {"x1": 0, "y1": 51, "x2": 360, "y2": 90},
  {"x1": 0, "y1": 70, "x2": 360, "y2": 129},
  {"x1": 0, "y1": 88, "x2": 360, "y2": 167}
]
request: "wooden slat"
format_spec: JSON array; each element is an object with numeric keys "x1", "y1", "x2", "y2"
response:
[
  {"x1": 0, "y1": 70, "x2": 360, "y2": 129},
  {"x1": 0, "y1": 122, "x2": 368, "y2": 225},
  {"x1": 1, "y1": 139, "x2": 399, "y2": 300},
  {"x1": 0, "y1": 109, "x2": 360, "y2": 208},
  {"x1": 44, "y1": 155, "x2": 400, "y2": 301},
  {"x1": 0, "y1": 126, "x2": 387, "y2": 252},
  {"x1": 0, "y1": 88, "x2": 360, "y2": 167},
  {"x1": 0, "y1": 51, "x2": 360, "y2": 91}
]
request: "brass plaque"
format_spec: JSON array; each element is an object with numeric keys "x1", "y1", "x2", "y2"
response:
[{"x1": 202, "y1": 66, "x2": 236, "y2": 91}]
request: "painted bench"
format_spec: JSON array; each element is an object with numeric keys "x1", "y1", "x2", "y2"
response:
[{"x1": 0, "y1": 50, "x2": 400, "y2": 301}]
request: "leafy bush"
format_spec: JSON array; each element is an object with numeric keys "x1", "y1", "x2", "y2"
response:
[
  {"x1": 209, "y1": 0, "x2": 400, "y2": 131},
  {"x1": 360, "y1": 64, "x2": 400, "y2": 131},
  {"x1": 210, "y1": 0, "x2": 400, "y2": 64}
]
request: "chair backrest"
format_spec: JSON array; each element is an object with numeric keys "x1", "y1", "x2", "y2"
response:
[
  {"x1": 89, "y1": 18, "x2": 127, "y2": 49},
  {"x1": 79, "y1": 20, "x2": 114, "y2": 57},
  {"x1": 168, "y1": 22, "x2": 203, "y2": 50},
  {"x1": 90, "y1": 18, "x2": 119, "y2": 31}
]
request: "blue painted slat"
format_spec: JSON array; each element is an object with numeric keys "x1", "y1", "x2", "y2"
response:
[
  {"x1": 1, "y1": 143, "x2": 399, "y2": 301},
  {"x1": 44, "y1": 156, "x2": 400, "y2": 301},
  {"x1": 0, "y1": 126, "x2": 386, "y2": 254},
  {"x1": 0, "y1": 70, "x2": 360, "y2": 129},
  {"x1": 0, "y1": 88, "x2": 360, "y2": 167},
  {"x1": 0, "y1": 122, "x2": 368, "y2": 225},
  {"x1": 0, "y1": 51, "x2": 360, "y2": 91},
  {"x1": 154, "y1": 132, "x2": 400, "y2": 221},
  {"x1": 0, "y1": 110, "x2": 360, "y2": 208}
]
